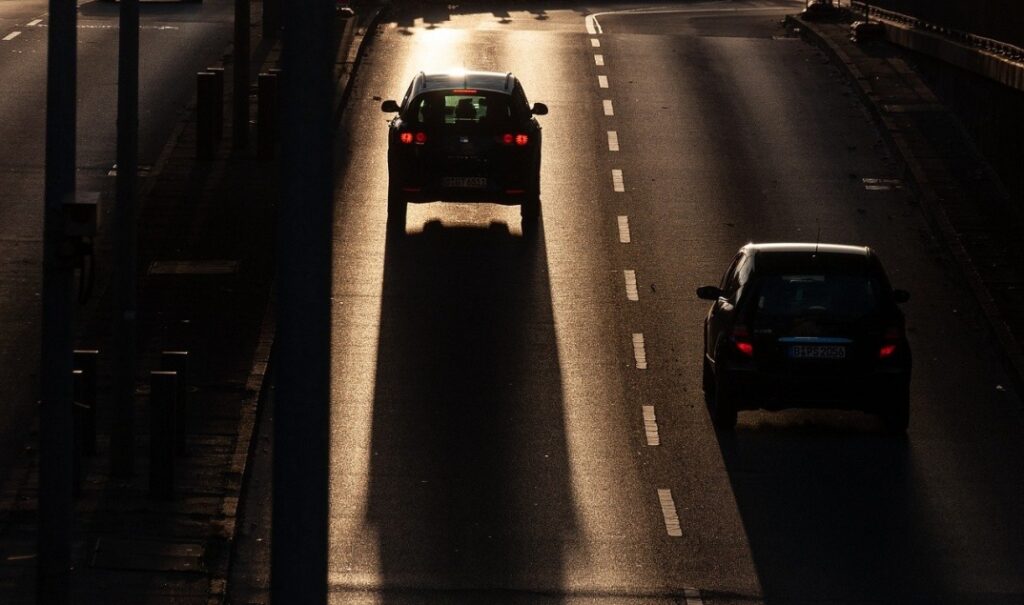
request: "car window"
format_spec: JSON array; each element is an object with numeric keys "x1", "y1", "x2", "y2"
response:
[
  {"x1": 752, "y1": 273, "x2": 881, "y2": 321},
  {"x1": 720, "y1": 253, "x2": 743, "y2": 298},
  {"x1": 406, "y1": 91, "x2": 513, "y2": 128}
]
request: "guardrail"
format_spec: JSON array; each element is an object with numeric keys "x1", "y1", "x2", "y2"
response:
[{"x1": 849, "y1": 1, "x2": 1024, "y2": 62}]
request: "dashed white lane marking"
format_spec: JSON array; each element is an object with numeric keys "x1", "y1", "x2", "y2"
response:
[
  {"x1": 3, "y1": 31, "x2": 22, "y2": 41},
  {"x1": 657, "y1": 489, "x2": 682, "y2": 537},
  {"x1": 642, "y1": 405, "x2": 660, "y2": 445},
  {"x1": 607, "y1": 130, "x2": 619, "y2": 151},
  {"x1": 632, "y1": 333, "x2": 647, "y2": 369},
  {"x1": 684, "y1": 587, "x2": 704, "y2": 605},
  {"x1": 624, "y1": 270, "x2": 638, "y2": 301},
  {"x1": 597, "y1": 75, "x2": 608, "y2": 88},
  {"x1": 612, "y1": 169, "x2": 624, "y2": 192},
  {"x1": 862, "y1": 177, "x2": 903, "y2": 191},
  {"x1": 590, "y1": 38, "x2": 600, "y2": 47},
  {"x1": 594, "y1": 53, "x2": 605, "y2": 66},
  {"x1": 603, "y1": 99, "x2": 614, "y2": 116},
  {"x1": 617, "y1": 216, "x2": 631, "y2": 243},
  {"x1": 27, "y1": 19, "x2": 42, "y2": 27}
]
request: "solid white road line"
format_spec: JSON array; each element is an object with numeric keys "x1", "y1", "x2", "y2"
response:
[
  {"x1": 603, "y1": 99, "x2": 614, "y2": 116},
  {"x1": 591, "y1": 38, "x2": 600, "y2": 47},
  {"x1": 617, "y1": 216, "x2": 631, "y2": 243},
  {"x1": 632, "y1": 333, "x2": 647, "y2": 369},
  {"x1": 624, "y1": 270, "x2": 638, "y2": 301},
  {"x1": 657, "y1": 489, "x2": 682, "y2": 537},
  {"x1": 3, "y1": 31, "x2": 22, "y2": 41},
  {"x1": 27, "y1": 19, "x2": 42, "y2": 27},
  {"x1": 595, "y1": 54, "x2": 605, "y2": 66},
  {"x1": 607, "y1": 130, "x2": 619, "y2": 151},
  {"x1": 642, "y1": 405, "x2": 659, "y2": 446},
  {"x1": 585, "y1": 14, "x2": 603, "y2": 35},
  {"x1": 598, "y1": 75, "x2": 609, "y2": 88},
  {"x1": 612, "y1": 169, "x2": 624, "y2": 192}
]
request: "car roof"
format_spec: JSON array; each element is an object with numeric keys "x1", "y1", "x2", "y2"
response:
[
  {"x1": 742, "y1": 243, "x2": 878, "y2": 274},
  {"x1": 418, "y1": 70, "x2": 516, "y2": 94}
]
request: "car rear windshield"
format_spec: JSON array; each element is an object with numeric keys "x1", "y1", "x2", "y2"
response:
[
  {"x1": 750, "y1": 272, "x2": 882, "y2": 322},
  {"x1": 404, "y1": 90, "x2": 522, "y2": 128}
]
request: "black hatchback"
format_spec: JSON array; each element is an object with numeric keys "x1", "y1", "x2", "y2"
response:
[
  {"x1": 381, "y1": 70, "x2": 548, "y2": 229},
  {"x1": 697, "y1": 243, "x2": 912, "y2": 432}
]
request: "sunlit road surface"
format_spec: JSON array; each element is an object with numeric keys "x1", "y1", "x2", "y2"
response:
[{"x1": 327, "y1": 2, "x2": 1024, "y2": 603}]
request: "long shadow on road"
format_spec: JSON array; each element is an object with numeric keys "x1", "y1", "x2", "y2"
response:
[{"x1": 362, "y1": 219, "x2": 576, "y2": 603}]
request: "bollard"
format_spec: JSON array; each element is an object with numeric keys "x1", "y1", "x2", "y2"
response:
[
  {"x1": 72, "y1": 349, "x2": 98, "y2": 455},
  {"x1": 161, "y1": 351, "x2": 189, "y2": 455},
  {"x1": 257, "y1": 72, "x2": 279, "y2": 160},
  {"x1": 162, "y1": 318, "x2": 194, "y2": 356},
  {"x1": 197, "y1": 71, "x2": 219, "y2": 160},
  {"x1": 206, "y1": 66, "x2": 225, "y2": 141},
  {"x1": 149, "y1": 371, "x2": 177, "y2": 499},
  {"x1": 71, "y1": 369, "x2": 85, "y2": 497}
]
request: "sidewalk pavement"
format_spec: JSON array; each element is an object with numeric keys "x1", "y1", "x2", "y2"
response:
[
  {"x1": 0, "y1": 4, "x2": 382, "y2": 603},
  {"x1": 789, "y1": 9, "x2": 1024, "y2": 394}
]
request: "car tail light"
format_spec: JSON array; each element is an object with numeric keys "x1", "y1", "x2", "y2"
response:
[
  {"x1": 730, "y1": 325, "x2": 754, "y2": 357},
  {"x1": 399, "y1": 131, "x2": 427, "y2": 145},
  {"x1": 879, "y1": 325, "x2": 903, "y2": 359},
  {"x1": 501, "y1": 133, "x2": 529, "y2": 146}
]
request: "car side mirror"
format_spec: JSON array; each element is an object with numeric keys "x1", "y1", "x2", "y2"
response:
[
  {"x1": 893, "y1": 289, "x2": 910, "y2": 304},
  {"x1": 696, "y1": 285, "x2": 723, "y2": 301},
  {"x1": 531, "y1": 102, "x2": 548, "y2": 116},
  {"x1": 381, "y1": 100, "x2": 401, "y2": 113}
]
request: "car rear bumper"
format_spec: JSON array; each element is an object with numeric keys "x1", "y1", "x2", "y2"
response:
[{"x1": 723, "y1": 365, "x2": 910, "y2": 412}]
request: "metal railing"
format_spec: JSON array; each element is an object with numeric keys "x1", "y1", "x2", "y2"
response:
[{"x1": 849, "y1": 1, "x2": 1024, "y2": 62}]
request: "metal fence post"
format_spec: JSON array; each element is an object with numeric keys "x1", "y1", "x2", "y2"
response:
[
  {"x1": 197, "y1": 72, "x2": 218, "y2": 160},
  {"x1": 72, "y1": 349, "x2": 98, "y2": 455},
  {"x1": 258, "y1": 72, "x2": 279, "y2": 159},
  {"x1": 149, "y1": 371, "x2": 177, "y2": 498},
  {"x1": 161, "y1": 351, "x2": 189, "y2": 455}
]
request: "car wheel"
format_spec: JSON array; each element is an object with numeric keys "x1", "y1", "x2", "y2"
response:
[
  {"x1": 702, "y1": 357, "x2": 713, "y2": 403},
  {"x1": 387, "y1": 180, "x2": 406, "y2": 229},
  {"x1": 520, "y1": 194, "x2": 541, "y2": 221},
  {"x1": 710, "y1": 365, "x2": 738, "y2": 430},
  {"x1": 880, "y1": 387, "x2": 910, "y2": 434}
]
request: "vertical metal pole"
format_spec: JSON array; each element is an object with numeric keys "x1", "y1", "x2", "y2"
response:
[
  {"x1": 263, "y1": 0, "x2": 281, "y2": 39},
  {"x1": 39, "y1": 0, "x2": 76, "y2": 600},
  {"x1": 111, "y1": 0, "x2": 139, "y2": 478},
  {"x1": 234, "y1": 0, "x2": 251, "y2": 150},
  {"x1": 272, "y1": 0, "x2": 332, "y2": 601}
]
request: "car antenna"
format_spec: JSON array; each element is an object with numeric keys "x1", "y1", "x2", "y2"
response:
[{"x1": 813, "y1": 219, "x2": 820, "y2": 258}]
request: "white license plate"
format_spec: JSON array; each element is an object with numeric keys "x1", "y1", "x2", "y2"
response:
[
  {"x1": 442, "y1": 176, "x2": 487, "y2": 188},
  {"x1": 789, "y1": 345, "x2": 846, "y2": 359}
]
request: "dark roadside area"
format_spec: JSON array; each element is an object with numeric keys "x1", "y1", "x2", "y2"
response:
[
  {"x1": 788, "y1": 8, "x2": 1024, "y2": 395},
  {"x1": 0, "y1": 3, "x2": 381, "y2": 603}
]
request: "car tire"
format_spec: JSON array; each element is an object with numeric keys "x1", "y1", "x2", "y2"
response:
[
  {"x1": 880, "y1": 387, "x2": 910, "y2": 434},
  {"x1": 702, "y1": 357, "x2": 713, "y2": 403},
  {"x1": 387, "y1": 180, "x2": 406, "y2": 229},
  {"x1": 710, "y1": 365, "x2": 738, "y2": 430},
  {"x1": 520, "y1": 194, "x2": 541, "y2": 221}
]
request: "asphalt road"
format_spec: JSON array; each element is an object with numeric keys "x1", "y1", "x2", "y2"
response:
[
  {"x1": 0, "y1": 0, "x2": 234, "y2": 484},
  {"x1": 315, "y1": 2, "x2": 1024, "y2": 604}
]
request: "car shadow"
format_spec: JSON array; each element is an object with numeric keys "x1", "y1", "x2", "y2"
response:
[
  {"x1": 360, "y1": 218, "x2": 577, "y2": 602},
  {"x1": 713, "y1": 415, "x2": 960, "y2": 603}
]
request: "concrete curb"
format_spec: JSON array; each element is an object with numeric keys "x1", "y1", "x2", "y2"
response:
[
  {"x1": 334, "y1": 6, "x2": 386, "y2": 125},
  {"x1": 788, "y1": 13, "x2": 1024, "y2": 395}
]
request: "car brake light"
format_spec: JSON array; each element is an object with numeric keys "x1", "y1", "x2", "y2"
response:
[
  {"x1": 399, "y1": 131, "x2": 426, "y2": 145},
  {"x1": 879, "y1": 325, "x2": 903, "y2": 359},
  {"x1": 730, "y1": 325, "x2": 754, "y2": 357},
  {"x1": 452, "y1": 88, "x2": 478, "y2": 94},
  {"x1": 501, "y1": 133, "x2": 529, "y2": 146}
]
